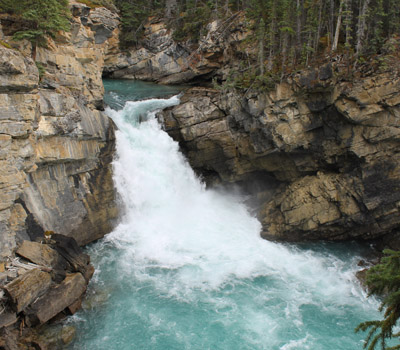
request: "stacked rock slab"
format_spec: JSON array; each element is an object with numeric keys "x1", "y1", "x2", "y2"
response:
[
  {"x1": 0, "y1": 2, "x2": 119, "y2": 259},
  {"x1": 159, "y1": 67, "x2": 400, "y2": 243},
  {"x1": 0, "y1": 235, "x2": 94, "y2": 349}
]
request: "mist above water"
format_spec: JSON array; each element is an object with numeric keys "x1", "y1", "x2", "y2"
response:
[{"x1": 68, "y1": 81, "x2": 379, "y2": 350}]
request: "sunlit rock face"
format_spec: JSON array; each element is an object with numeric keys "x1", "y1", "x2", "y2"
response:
[
  {"x1": 159, "y1": 69, "x2": 400, "y2": 243},
  {"x1": 0, "y1": 2, "x2": 119, "y2": 258}
]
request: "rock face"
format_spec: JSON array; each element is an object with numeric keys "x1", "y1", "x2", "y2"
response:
[
  {"x1": 104, "y1": 14, "x2": 250, "y2": 84},
  {"x1": 160, "y1": 69, "x2": 400, "y2": 243},
  {"x1": 0, "y1": 2, "x2": 119, "y2": 258}
]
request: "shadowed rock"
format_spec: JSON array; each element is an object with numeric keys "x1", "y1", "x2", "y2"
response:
[
  {"x1": 49, "y1": 234, "x2": 90, "y2": 275},
  {"x1": 159, "y1": 71, "x2": 400, "y2": 243}
]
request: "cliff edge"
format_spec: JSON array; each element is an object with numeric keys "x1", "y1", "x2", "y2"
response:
[{"x1": 0, "y1": 1, "x2": 119, "y2": 258}]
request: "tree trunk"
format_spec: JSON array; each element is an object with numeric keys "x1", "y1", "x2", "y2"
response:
[
  {"x1": 344, "y1": 0, "x2": 352, "y2": 48},
  {"x1": 332, "y1": 0, "x2": 343, "y2": 51},
  {"x1": 281, "y1": 32, "x2": 288, "y2": 80},
  {"x1": 314, "y1": 0, "x2": 324, "y2": 54},
  {"x1": 32, "y1": 41, "x2": 37, "y2": 61},
  {"x1": 258, "y1": 19, "x2": 265, "y2": 75},
  {"x1": 329, "y1": 0, "x2": 335, "y2": 46},
  {"x1": 355, "y1": 0, "x2": 371, "y2": 56},
  {"x1": 267, "y1": 0, "x2": 277, "y2": 70},
  {"x1": 165, "y1": 0, "x2": 176, "y2": 17},
  {"x1": 296, "y1": 0, "x2": 302, "y2": 62}
]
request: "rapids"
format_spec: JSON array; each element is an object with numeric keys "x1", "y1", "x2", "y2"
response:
[{"x1": 67, "y1": 80, "x2": 380, "y2": 350}]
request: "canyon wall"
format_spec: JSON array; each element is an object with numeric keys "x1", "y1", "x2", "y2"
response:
[
  {"x1": 159, "y1": 68, "x2": 400, "y2": 243},
  {"x1": 104, "y1": 14, "x2": 250, "y2": 84},
  {"x1": 0, "y1": 2, "x2": 119, "y2": 258}
]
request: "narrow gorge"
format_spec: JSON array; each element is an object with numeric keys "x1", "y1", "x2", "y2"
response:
[{"x1": 0, "y1": 1, "x2": 399, "y2": 349}]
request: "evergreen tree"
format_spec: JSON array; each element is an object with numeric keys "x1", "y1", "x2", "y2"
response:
[
  {"x1": 114, "y1": 0, "x2": 151, "y2": 48},
  {"x1": 0, "y1": 0, "x2": 70, "y2": 59},
  {"x1": 110, "y1": 0, "x2": 400, "y2": 78},
  {"x1": 355, "y1": 249, "x2": 400, "y2": 350}
]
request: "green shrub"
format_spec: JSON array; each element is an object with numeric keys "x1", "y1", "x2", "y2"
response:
[
  {"x1": 355, "y1": 249, "x2": 400, "y2": 350},
  {"x1": 1, "y1": 0, "x2": 70, "y2": 58},
  {"x1": 35, "y1": 61, "x2": 46, "y2": 80}
]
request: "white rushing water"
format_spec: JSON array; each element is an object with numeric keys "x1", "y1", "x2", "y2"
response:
[{"x1": 69, "y1": 88, "x2": 380, "y2": 350}]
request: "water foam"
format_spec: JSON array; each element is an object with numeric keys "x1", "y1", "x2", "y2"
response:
[{"x1": 107, "y1": 97, "x2": 367, "y2": 300}]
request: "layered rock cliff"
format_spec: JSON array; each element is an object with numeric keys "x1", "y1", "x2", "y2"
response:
[
  {"x1": 0, "y1": 2, "x2": 119, "y2": 258},
  {"x1": 159, "y1": 67, "x2": 400, "y2": 243}
]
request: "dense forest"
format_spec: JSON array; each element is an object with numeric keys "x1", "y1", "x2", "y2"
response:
[
  {"x1": 115, "y1": 0, "x2": 400, "y2": 73},
  {"x1": 1, "y1": 0, "x2": 399, "y2": 76}
]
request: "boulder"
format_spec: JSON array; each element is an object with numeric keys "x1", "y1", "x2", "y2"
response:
[
  {"x1": 89, "y1": 7, "x2": 120, "y2": 45},
  {"x1": 26, "y1": 272, "x2": 87, "y2": 325},
  {"x1": 4, "y1": 269, "x2": 51, "y2": 313},
  {"x1": 16, "y1": 240, "x2": 67, "y2": 271},
  {"x1": 61, "y1": 325, "x2": 76, "y2": 345},
  {"x1": 67, "y1": 298, "x2": 83, "y2": 315}
]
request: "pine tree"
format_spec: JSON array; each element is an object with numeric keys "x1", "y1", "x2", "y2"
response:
[
  {"x1": 369, "y1": 0, "x2": 386, "y2": 53},
  {"x1": 114, "y1": 0, "x2": 150, "y2": 48},
  {"x1": 0, "y1": 0, "x2": 70, "y2": 59},
  {"x1": 355, "y1": 249, "x2": 400, "y2": 350}
]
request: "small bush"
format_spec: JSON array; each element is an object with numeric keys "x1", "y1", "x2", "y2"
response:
[{"x1": 223, "y1": 68, "x2": 278, "y2": 93}]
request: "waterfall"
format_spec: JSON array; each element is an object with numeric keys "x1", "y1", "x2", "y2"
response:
[{"x1": 68, "y1": 82, "x2": 379, "y2": 350}]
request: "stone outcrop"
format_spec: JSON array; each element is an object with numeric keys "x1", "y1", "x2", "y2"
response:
[
  {"x1": 159, "y1": 68, "x2": 400, "y2": 243},
  {"x1": 0, "y1": 1, "x2": 119, "y2": 258},
  {"x1": 104, "y1": 19, "x2": 193, "y2": 83},
  {"x1": 0, "y1": 235, "x2": 93, "y2": 348},
  {"x1": 104, "y1": 13, "x2": 250, "y2": 84}
]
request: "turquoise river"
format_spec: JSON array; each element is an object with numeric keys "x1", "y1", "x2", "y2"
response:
[{"x1": 66, "y1": 80, "x2": 382, "y2": 350}]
